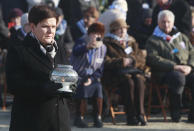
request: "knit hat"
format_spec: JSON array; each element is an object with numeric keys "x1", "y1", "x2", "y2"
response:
[
  {"x1": 88, "y1": 22, "x2": 105, "y2": 37},
  {"x1": 110, "y1": 19, "x2": 129, "y2": 33},
  {"x1": 99, "y1": 0, "x2": 128, "y2": 34},
  {"x1": 142, "y1": 8, "x2": 153, "y2": 20},
  {"x1": 110, "y1": 0, "x2": 128, "y2": 12},
  {"x1": 9, "y1": 8, "x2": 23, "y2": 19},
  {"x1": 55, "y1": 7, "x2": 64, "y2": 17},
  {"x1": 46, "y1": 0, "x2": 55, "y2": 8},
  {"x1": 21, "y1": 13, "x2": 29, "y2": 27}
]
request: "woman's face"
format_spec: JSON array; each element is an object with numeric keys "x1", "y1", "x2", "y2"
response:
[
  {"x1": 88, "y1": 33, "x2": 103, "y2": 48},
  {"x1": 88, "y1": 33, "x2": 102, "y2": 42},
  {"x1": 83, "y1": 14, "x2": 97, "y2": 28},
  {"x1": 114, "y1": 27, "x2": 127, "y2": 38},
  {"x1": 11, "y1": 16, "x2": 21, "y2": 26},
  {"x1": 31, "y1": 17, "x2": 57, "y2": 45}
]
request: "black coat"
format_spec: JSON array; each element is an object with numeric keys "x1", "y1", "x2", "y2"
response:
[
  {"x1": 55, "y1": 26, "x2": 74, "y2": 64},
  {"x1": 6, "y1": 34, "x2": 71, "y2": 131}
]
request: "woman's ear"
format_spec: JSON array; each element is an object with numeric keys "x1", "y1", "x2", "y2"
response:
[{"x1": 30, "y1": 23, "x2": 35, "y2": 32}]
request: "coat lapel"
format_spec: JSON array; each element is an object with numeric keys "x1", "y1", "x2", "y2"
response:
[{"x1": 22, "y1": 34, "x2": 54, "y2": 75}]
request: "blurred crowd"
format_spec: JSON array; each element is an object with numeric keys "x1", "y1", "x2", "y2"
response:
[{"x1": 0, "y1": 0, "x2": 194, "y2": 129}]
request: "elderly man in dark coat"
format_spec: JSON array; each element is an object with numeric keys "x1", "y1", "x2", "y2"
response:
[
  {"x1": 146, "y1": 10, "x2": 194, "y2": 123},
  {"x1": 6, "y1": 5, "x2": 71, "y2": 131}
]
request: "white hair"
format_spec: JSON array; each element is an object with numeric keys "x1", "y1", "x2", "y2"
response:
[
  {"x1": 21, "y1": 13, "x2": 29, "y2": 27},
  {"x1": 158, "y1": 10, "x2": 175, "y2": 23}
]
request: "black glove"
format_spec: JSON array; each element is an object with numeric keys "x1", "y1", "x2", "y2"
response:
[
  {"x1": 70, "y1": 83, "x2": 77, "y2": 94},
  {"x1": 42, "y1": 81, "x2": 63, "y2": 97}
]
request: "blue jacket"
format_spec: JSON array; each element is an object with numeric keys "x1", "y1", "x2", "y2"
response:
[{"x1": 71, "y1": 36, "x2": 107, "y2": 82}]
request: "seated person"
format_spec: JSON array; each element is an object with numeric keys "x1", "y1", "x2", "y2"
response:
[
  {"x1": 146, "y1": 10, "x2": 194, "y2": 122},
  {"x1": 71, "y1": 22, "x2": 106, "y2": 128},
  {"x1": 71, "y1": 6, "x2": 99, "y2": 41},
  {"x1": 9, "y1": 13, "x2": 31, "y2": 46},
  {"x1": 190, "y1": 7, "x2": 194, "y2": 46},
  {"x1": 131, "y1": 7, "x2": 153, "y2": 50},
  {"x1": 8, "y1": 8, "x2": 23, "y2": 37},
  {"x1": 102, "y1": 19, "x2": 147, "y2": 126}
]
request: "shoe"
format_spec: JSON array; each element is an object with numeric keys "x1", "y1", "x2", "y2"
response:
[
  {"x1": 171, "y1": 111, "x2": 181, "y2": 122},
  {"x1": 93, "y1": 117, "x2": 103, "y2": 128},
  {"x1": 74, "y1": 117, "x2": 88, "y2": 128},
  {"x1": 188, "y1": 113, "x2": 194, "y2": 123},
  {"x1": 127, "y1": 116, "x2": 139, "y2": 126},
  {"x1": 138, "y1": 114, "x2": 147, "y2": 126}
]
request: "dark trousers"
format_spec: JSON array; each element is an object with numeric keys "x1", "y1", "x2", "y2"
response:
[{"x1": 162, "y1": 71, "x2": 194, "y2": 115}]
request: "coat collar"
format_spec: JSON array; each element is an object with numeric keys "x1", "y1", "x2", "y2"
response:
[
  {"x1": 104, "y1": 36, "x2": 126, "y2": 50},
  {"x1": 153, "y1": 26, "x2": 180, "y2": 43},
  {"x1": 22, "y1": 34, "x2": 54, "y2": 73}
]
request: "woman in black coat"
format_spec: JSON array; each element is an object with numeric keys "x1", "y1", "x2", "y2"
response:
[{"x1": 6, "y1": 5, "x2": 71, "y2": 131}]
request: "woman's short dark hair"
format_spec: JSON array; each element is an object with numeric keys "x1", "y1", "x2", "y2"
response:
[
  {"x1": 88, "y1": 22, "x2": 105, "y2": 37},
  {"x1": 29, "y1": 5, "x2": 58, "y2": 25}
]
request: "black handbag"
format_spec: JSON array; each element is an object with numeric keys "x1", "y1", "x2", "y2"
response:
[{"x1": 119, "y1": 67, "x2": 143, "y2": 75}]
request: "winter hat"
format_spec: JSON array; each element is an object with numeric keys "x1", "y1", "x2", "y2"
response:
[
  {"x1": 110, "y1": 19, "x2": 129, "y2": 33},
  {"x1": 9, "y1": 8, "x2": 23, "y2": 19},
  {"x1": 142, "y1": 8, "x2": 153, "y2": 20},
  {"x1": 88, "y1": 22, "x2": 105, "y2": 37},
  {"x1": 55, "y1": 7, "x2": 64, "y2": 17},
  {"x1": 109, "y1": 0, "x2": 128, "y2": 12},
  {"x1": 21, "y1": 13, "x2": 29, "y2": 27},
  {"x1": 46, "y1": 0, "x2": 55, "y2": 8}
]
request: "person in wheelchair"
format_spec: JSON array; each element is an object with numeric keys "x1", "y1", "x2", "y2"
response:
[{"x1": 102, "y1": 19, "x2": 148, "y2": 126}]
